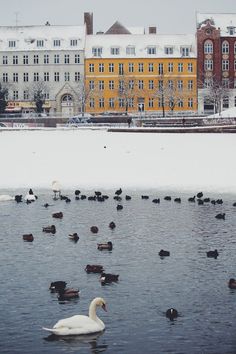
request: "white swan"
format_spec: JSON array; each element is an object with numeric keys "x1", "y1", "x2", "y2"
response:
[
  {"x1": 43, "y1": 297, "x2": 107, "y2": 336},
  {"x1": 0, "y1": 195, "x2": 14, "y2": 202},
  {"x1": 52, "y1": 180, "x2": 61, "y2": 199}
]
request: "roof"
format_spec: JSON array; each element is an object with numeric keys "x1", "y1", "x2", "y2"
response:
[
  {"x1": 197, "y1": 13, "x2": 236, "y2": 36},
  {"x1": 106, "y1": 21, "x2": 131, "y2": 35},
  {"x1": 85, "y1": 33, "x2": 196, "y2": 58},
  {"x1": 0, "y1": 25, "x2": 86, "y2": 51}
]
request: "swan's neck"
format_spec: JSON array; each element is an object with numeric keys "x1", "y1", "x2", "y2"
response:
[{"x1": 89, "y1": 299, "x2": 99, "y2": 321}]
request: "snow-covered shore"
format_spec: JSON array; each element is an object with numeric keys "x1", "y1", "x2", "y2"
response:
[{"x1": 1, "y1": 129, "x2": 236, "y2": 193}]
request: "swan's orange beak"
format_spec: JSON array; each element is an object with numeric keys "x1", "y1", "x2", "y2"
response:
[{"x1": 102, "y1": 303, "x2": 107, "y2": 312}]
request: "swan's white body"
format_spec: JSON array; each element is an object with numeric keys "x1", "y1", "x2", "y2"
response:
[
  {"x1": 24, "y1": 194, "x2": 36, "y2": 201},
  {"x1": 43, "y1": 297, "x2": 106, "y2": 336},
  {"x1": 52, "y1": 180, "x2": 61, "y2": 198},
  {"x1": 0, "y1": 195, "x2": 14, "y2": 202}
]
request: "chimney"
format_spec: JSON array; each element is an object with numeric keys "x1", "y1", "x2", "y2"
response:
[
  {"x1": 149, "y1": 26, "x2": 157, "y2": 34},
  {"x1": 84, "y1": 12, "x2": 93, "y2": 35}
]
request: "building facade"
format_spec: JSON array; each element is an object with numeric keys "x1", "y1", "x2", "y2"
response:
[
  {"x1": 85, "y1": 23, "x2": 197, "y2": 115},
  {"x1": 197, "y1": 13, "x2": 236, "y2": 114},
  {"x1": 0, "y1": 23, "x2": 86, "y2": 115}
]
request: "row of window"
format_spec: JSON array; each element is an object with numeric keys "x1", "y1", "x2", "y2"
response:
[
  {"x1": 92, "y1": 46, "x2": 192, "y2": 57},
  {"x1": 6, "y1": 38, "x2": 81, "y2": 49},
  {"x1": 89, "y1": 79, "x2": 194, "y2": 91},
  {"x1": 88, "y1": 62, "x2": 194, "y2": 74},
  {"x1": 1, "y1": 54, "x2": 81, "y2": 65},
  {"x1": 204, "y1": 40, "x2": 236, "y2": 54},
  {"x1": 5, "y1": 90, "x2": 49, "y2": 100},
  {"x1": 204, "y1": 59, "x2": 236, "y2": 71},
  {"x1": 2, "y1": 72, "x2": 81, "y2": 83},
  {"x1": 204, "y1": 78, "x2": 236, "y2": 89},
  {"x1": 88, "y1": 97, "x2": 195, "y2": 109}
]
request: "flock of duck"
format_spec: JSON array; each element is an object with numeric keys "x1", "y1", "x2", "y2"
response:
[{"x1": 2, "y1": 182, "x2": 236, "y2": 336}]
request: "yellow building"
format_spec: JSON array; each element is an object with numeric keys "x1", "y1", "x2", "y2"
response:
[{"x1": 85, "y1": 23, "x2": 197, "y2": 115}]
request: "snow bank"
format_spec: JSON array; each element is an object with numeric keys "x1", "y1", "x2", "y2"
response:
[{"x1": 1, "y1": 129, "x2": 236, "y2": 193}]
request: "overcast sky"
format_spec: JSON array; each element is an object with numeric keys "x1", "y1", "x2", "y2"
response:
[{"x1": 1, "y1": 0, "x2": 236, "y2": 34}]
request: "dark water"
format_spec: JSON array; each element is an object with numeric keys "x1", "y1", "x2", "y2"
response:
[{"x1": 0, "y1": 189, "x2": 236, "y2": 354}]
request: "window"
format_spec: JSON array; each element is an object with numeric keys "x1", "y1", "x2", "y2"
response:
[
  {"x1": 44, "y1": 54, "x2": 49, "y2": 64},
  {"x1": 44, "y1": 92, "x2": 49, "y2": 100},
  {"x1": 168, "y1": 80, "x2": 173, "y2": 89},
  {"x1": 128, "y1": 98, "x2": 134, "y2": 108},
  {"x1": 23, "y1": 55, "x2": 29, "y2": 65},
  {"x1": 13, "y1": 73, "x2": 18, "y2": 82},
  {"x1": 37, "y1": 40, "x2": 44, "y2": 47},
  {"x1": 23, "y1": 90, "x2": 29, "y2": 100},
  {"x1": 23, "y1": 73, "x2": 29, "y2": 82},
  {"x1": 149, "y1": 63, "x2": 154, "y2": 72},
  {"x1": 3, "y1": 73, "x2": 8, "y2": 82},
  {"x1": 149, "y1": 80, "x2": 154, "y2": 89},
  {"x1": 222, "y1": 78, "x2": 229, "y2": 88},
  {"x1": 109, "y1": 63, "x2": 114, "y2": 72},
  {"x1": 119, "y1": 98, "x2": 125, "y2": 108},
  {"x1": 109, "y1": 98, "x2": 115, "y2": 108},
  {"x1": 234, "y1": 96, "x2": 236, "y2": 107},
  {"x1": 188, "y1": 80, "x2": 193, "y2": 90},
  {"x1": 89, "y1": 80, "x2": 95, "y2": 90},
  {"x1": 204, "y1": 40, "x2": 213, "y2": 54},
  {"x1": 126, "y1": 46, "x2": 135, "y2": 55},
  {"x1": 119, "y1": 80, "x2": 124, "y2": 92},
  {"x1": 13, "y1": 90, "x2": 18, "y2": 99},
  {"x1": 99, "y1": 63, "x2": 104, "y2": 72},
  {"x1": 188, "y1": 98, "x2": 193, "y2": 108},
  {"x1": 34, "y1": 55, "x2": 39, "y2": 64},
  {"x1": 3, "y1": 56, "x2": 8, "y2": 65},
  {"x1": 34, "y1": 73, "x2": 39, "y2": 81},
  {"x1": 75, "y1": 72, "x2": 80, "y2": 81},
  {"x1": 181, "y1": 47, "x2": 190, "y2": 57},
  {"x1": 147, "y1": 47, "x2": 156, "y2": 55},
  {"x1": 228, "y1": 27, "x2": 235, "y2": 35},
  {"x1": 178, "y1": 63, "x2": 183, "y2": 72},
  {"x1": 64, "y1": 72, "x2": 70, "y2": 81},
  {"x1": 138, "y1": 80, "x2": 144, "y2": 90},
  {"x1": 177, "y1": 80, "x2": 183, "y2": 90},
  {"x1": 13, "y1": 55, "x2": 18, "y2": 65},
  {"x1": 158, "y1": 80, "x2": 163, "y2": 90},
  {"x1": 234, "y1": 79, "x2": 236, "y2": 88},
  {"x1": 111, "y1": 47, "x2": 120, "y2": 55},
  {"x1": 148, "y1": 98, "x2": 154, "y2": 108},
  {"x1": 54, "y1": 72, "x2": 60, "y2": 81},
  {"x1": 235, "y1": 60, "x2": 236, "y2": 72},
  {"x1": 109, "y1": 80, "x2": 114, "y2": 90},
  {"x1": 222, "y1": 41, "x2": 229, "y2": 54},
  {"x1": 99, "y1": 80, "x2": 104, "y2": 90},
  {"x1": 168, "y1": 62, "x2": 173, "y2": 72},
  {"x1": 64, "y1": 54, "x2": 70, "y2": 64},
  {"x1": 178, "y1": 99, "x2": 184, "y2": 108},
  {"x1": 204, "y1": 60, "x2": 213, "y2": 71},
  {"x1": 99, "y1": 98, "x2": 104, "y2": 108},
  {"x1": 119, "y1": 63, "x2": 124, "y2": 75},
  {"x1": 89, "y1": 98, "x2": 95, "y2": 108},
  {"x1": 128, "y1": 63, "x2": 134, "y2": 73},
  {"x1": 89, "y1": 63, "x2": 94, "y2": 72},
  {"x1": 223, "y1": 96, "x2": 229, "y2": 109},
  {"x1": 188, "y1": 63, "x2": 193, "y2": 72},
  {"x1": 158, "y1": 63, "x2": 163, "y2": 75},
  {"x1": 204, "y1": 78, "x2": 213, "y2": 88},
  {"x1": 44, "y1": 72, "x2": 49, "y2": 81},
  {"x1": 54, "y1": 54, "x2": 60, "y2": 64},
  {"x1": 9, "y1": 40, "x2": 16, "y2": 48},
  {"x1": 234, "y1": 42, "x2": 236, "y2": 54},
  {"x1": 138, "y1": 63, "x2": 144, "y2": 72},
  {"x1": 165, "y1": 47, "x2": 173, "y2": 55},
  {"x1": 129, "y1": 80, "x2": 134, "y2": 90},
  {"x1": 222, "y1": 60, "x2": 229, "y2": 71},
  {"x1": 53, "y1": 39, "x2": 61, "y2": 47},
  {"x1": 75, "y1": 54, "x2": 80, "y2": 64},
  {"x1": 70, "y1": 39, "x2": 78, "y2": 46},
  {"x1": 92, "y1": 47, "x2": 103, "y2": 56},
  {"x1": 158, "y1": 98, "x2": 162, "y2": 108}
]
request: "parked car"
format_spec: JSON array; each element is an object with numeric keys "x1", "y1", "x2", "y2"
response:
[
  {"x1": 0, "y1": 122, "x2": 7, "y2": 127},
  {"x1": 67, "y1": 115, "x2": 92, "y2": 126}
]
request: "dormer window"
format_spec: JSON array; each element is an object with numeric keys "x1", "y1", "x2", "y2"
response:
[
  {"x1": 147, "y1": 46, "x2": 156, "y2": 55},
  {"x1": 126, "y1": 46, "x2": 135, "y2": 55},
  {"x1": 228, "y1": 26, "x2": 236, "y2": 36},
  {"x1": 111, "y1": 47, "x2": 120, "y2": 55},
  {"x1": 181, "y1": 47, "x2": 190, "y2": 57},
  {"x1": 37, "y1": 40, "x2": 44, "y2": 47},
  {"x1": 9, "y1": 40, "x2": 16, "y2": 48},
  {"x1": 164, "y1": 46, "x2": 173, "y2": 55},
  {"x1": 92, "y1": 47, "x2": 103, "y2": 57},
  {"x1": 70, "y1": 39, "x2": 78, "y2": 46},
  {"x1": 53, "y1": 39, "x2": 61, "y2": 47}
]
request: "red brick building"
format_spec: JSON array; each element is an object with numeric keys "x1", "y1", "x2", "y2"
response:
[{"x1": 196, "y1": 13, "x2": 236, "y2": 114}]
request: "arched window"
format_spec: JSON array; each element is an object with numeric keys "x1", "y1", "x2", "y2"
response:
[
  {"x1": 234, "y1": 42, "x2": 236, "y2": 54},
  {"x1": 204, "y1": 40, "x2": 213, "y2": 54},
  {"x1": 222, "y1": 41, "x2": 229, "y2": 54},
  {"x1": 61, "y1": 94, "x2": 72, "y2": 103}
]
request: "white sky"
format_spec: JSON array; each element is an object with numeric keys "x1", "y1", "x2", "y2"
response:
[{"x1": 1, "y1": 0, "x2": 236, "y2": 34}]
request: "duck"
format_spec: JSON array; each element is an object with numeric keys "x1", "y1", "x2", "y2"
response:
[
  {"x1": 57, "y1": 288, "x2": 80, "y2": 301},
  {"x1": 215, "y1": 213, "x2": 225, "y2": 220},
  {"x1": 43, "y1": 225, "x2": 56, "y2": 234},
  {"x1": 52, "y1": 212, "x2": 63, "y2": 219},
  {"x1": 197, "y1": 192, "x2": 203, "y2": 198},
  {"x1": 166, "y1": 308, "x2": 178, "y2": 320},
  {"x1": 115, "y1": 188, "x2": 122, "y2": 196},
  {"x1": 207, "y1": 249, "x2": 219, "y2": 259},
  {"x1": 188, "y1": 196, "x2": 195, "y2": 202},
  {"x1": 116, "y1": 204, "x2": 123, "y2": 211},
  {"x1": 152, "y1": 198, "x2": 160, "y2": 204},
  {"x1": 49, "y1": 281, "x2": 67, "y2": 293},
  {"x1": 22, "y1": 234, "x2": 34, "y2": 242},
  {"x1": 43, "y1": 297, "x2": 107, "y2": 336},
  {"x1": 164, "y1": 196, "x2": 171, "y2": 201},
  {"x1": 97, "y1": 242, "x2": 113, "y2": 251},
  {"x1": 100, "y1": 272, "x2": 119, "y2": 285},
  {"x1": 109, "y1": 221, "x2": 116, "y2": 230},
  {"x1": 85, "y1": 265, "x2": 104, "y2": 273},
  {"x1": 159, "y1": 249, "x2": 170, "y2": 257},
  {"x1": 90, "y1": 226, "x2": 99, "y2": 234},
  {"x1": 68, "y1": 233, "x2": 79, "y2": 242},
  {"x1": 228, "y1": 278, "x2": 236, "y2": 289}
]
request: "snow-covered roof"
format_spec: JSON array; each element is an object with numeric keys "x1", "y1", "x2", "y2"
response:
[
  {"x1": 0, "y1": 25, "x2": 86, "y2": 51},
  {"x1": 85, "y1": 34, "x2": 196, "y2": 58},
  {"x1": 197, "y1": 13, "x2": 236, "y2": 36}
]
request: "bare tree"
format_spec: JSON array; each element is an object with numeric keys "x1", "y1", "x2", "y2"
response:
[
  {"x1": 77, "y1": 79, "x2": 98, "y2": 116},
  {"x1": 28, "y1": 81, "x2": 49, "y2": 114},
  {"x1": 117, "y1": 74, "x2": 139, "y2": 115},
  {"x1": 0, "y1": 82, "x2": 8, "y2": 114}
]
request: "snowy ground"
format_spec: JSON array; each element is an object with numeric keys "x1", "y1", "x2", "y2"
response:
[{"x1": 1, "y1": 128, "x2": 236, "y2": 193}]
